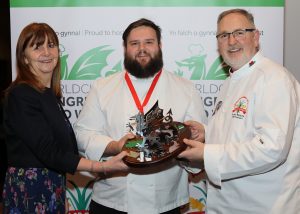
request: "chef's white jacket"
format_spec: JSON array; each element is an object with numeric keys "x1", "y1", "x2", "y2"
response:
[
  {"x1": 204, "y1": 52, "x2": 300, "y2": 214},
  {"x1": 74, "y1": 70, "x2": 207, "y2": 214}
]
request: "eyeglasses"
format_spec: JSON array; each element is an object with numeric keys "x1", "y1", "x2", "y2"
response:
[{"x1": 216, "y1": 29, "x2": 256, "y2": 42}]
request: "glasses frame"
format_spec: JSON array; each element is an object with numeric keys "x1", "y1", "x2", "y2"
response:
[{"x1": 216, "y1": 28, "x2": 256, "y2": 42}]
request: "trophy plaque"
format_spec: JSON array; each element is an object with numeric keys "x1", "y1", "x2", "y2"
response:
[{"x1": 122, "y1": 101, "x2": 191, "y2": 167}]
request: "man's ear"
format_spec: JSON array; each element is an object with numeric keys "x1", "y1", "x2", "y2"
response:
[{"x1": 254, "y1": 29, "x2": 260, "y2": 49}]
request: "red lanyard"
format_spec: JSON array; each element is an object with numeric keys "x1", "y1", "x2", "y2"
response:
[{"x1": 125, "y1": 70, "x2": 162, "y2": 114}]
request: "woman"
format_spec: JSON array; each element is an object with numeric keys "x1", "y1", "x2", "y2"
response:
[{"x1": 2, "y1": 23, "x2": 131, "y2": 213}]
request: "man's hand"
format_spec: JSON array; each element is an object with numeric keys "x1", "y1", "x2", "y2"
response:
[
  {"x1": 104, "y1": 133, "x2": 135, "y2": 156},
  {"x1": 177, "y1": 138, "x2": 205, "y2": 168},
  {"x1": 185, "y1": 120, "x2": 205, "y2": 142}
]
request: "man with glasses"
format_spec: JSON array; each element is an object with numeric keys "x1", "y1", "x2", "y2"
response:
[{"x1": 178, "y1": 8, "x2": 300, "y2": 213}]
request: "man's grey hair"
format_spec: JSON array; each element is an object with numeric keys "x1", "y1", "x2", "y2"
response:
[{"x1": 217, "y1": 8, "x2": 256, "y2": 28}]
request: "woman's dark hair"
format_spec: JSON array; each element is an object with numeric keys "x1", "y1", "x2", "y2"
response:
[{"x1": 8, "y1": 22, "x2": 62, "y2": 98}]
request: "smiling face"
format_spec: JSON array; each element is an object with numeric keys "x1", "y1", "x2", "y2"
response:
[
  {"x1": 124, "y1": 26, "x2": 163, "y2": 78},
  {"x1": 217, "y1": 13, "x2": 259, "y2": 71},
  {"x1": 24, "y1": 36, "x2": 59, "y2": 82}
]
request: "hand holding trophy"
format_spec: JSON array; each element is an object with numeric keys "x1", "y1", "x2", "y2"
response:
[{"x1": 122, "y1": 101, "x2": 191, "y2": 167}]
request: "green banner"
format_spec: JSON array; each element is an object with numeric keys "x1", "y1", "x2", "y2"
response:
[{"x1": 10, "y1": 0, "x2": 284, "y2": 7}]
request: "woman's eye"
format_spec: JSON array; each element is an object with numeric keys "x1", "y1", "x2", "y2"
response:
[{"x1": 48, "y1": 42, "x2": 56, "y2": 48}]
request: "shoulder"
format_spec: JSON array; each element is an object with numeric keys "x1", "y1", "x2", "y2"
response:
[
  {"x1": 92, "y1": 71, "x2": 124, "y2": 89},
  {"x1": 6, "y1": 84, "x2": 56, "y2": 107},
  {"x1": 5, "y1": 84, "x2": 43, "y2": 113},
  {"x1": 251, "y1": 56, "x2": 298, "y2": 100},
  {"x1": 255, "y1": 57, "x2": 294, "y2": 86},
  {"x1": 162, "y1": 70, "x2": 194, "y2": 87},
  {"x1": 8, "y1": 83, "x2": 41, "y2": 100},
  {"x1": 9, "y1": 83, "x2": 37, "y2": 93},
  {"x1": 162, "y1": 70, "x2": 196, "y2": 95}
]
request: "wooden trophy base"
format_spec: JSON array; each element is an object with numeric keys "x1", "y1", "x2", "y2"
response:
[{"x1": 122, "y1": 122, "x2": 190, "y2": 167}]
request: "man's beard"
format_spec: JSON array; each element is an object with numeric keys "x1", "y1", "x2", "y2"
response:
[{"x1": 124, "y1": 49, "x2": 163, "y2": 78}]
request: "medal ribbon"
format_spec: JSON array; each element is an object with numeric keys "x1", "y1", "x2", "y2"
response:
[{"x1": 125, "y1": 70, "x2": 162, "y2": 114}]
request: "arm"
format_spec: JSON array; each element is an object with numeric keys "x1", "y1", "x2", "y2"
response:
[
  {"x1": 205, "y1": 73, "x2": 298, "y2": 186},
  {"x1": 74, "y1": 79, "x2": 133, "y2": 161},
  {"x1": 184, "y1": 84, "x2": 207, "y2": 125},
  {"x1": 77, "y1": 151, "x2": 129, "y2": 175},
  {"x1": 74, "y1": 80, "x2": 113, "y2": 160},
  {"x1": 6, "y1": 85, "x2": 130, "y2": 175},
  {"x1": 178, "y1": 82, "x2": 207, "y2": 172},
  {"x1": 6, "y1": 86, "x2": 81, "y2": 173}
]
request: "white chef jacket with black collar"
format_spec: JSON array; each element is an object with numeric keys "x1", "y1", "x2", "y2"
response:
[
  {"x1": 74, "y1": 69, "x2": 207, "y2": 214},
  {"x1": 204, "y1": 52, "x2": 300, "y2": 214}
]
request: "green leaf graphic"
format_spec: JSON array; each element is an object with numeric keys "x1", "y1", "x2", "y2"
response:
[
  {"x1": 67, "y1": 45, "x2": 114, "y2": 80},
  {"x1": 60, "y1": 54, "x2": 69, "y2": 80},
  {"x1": 174, "y1": 68, "x2": 184, "y2": 77},
  {"x1": 175, "y1": 54, "x2": 206, "y2": 80},
  {"x1": 193, "y1": 185, "x2": 207, "y2": 199},
  {"x1": 67, "y1": 179, "x2": 94, "y2": 210},
  {"x1": 205, "y1": 56, "x2": 229, "y2": 80},
  {"x1": 105, "y1": 60, "x2": 122, "y2": 77}
]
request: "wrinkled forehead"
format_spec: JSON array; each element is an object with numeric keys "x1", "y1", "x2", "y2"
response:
[
  {"x1": 217, "y1": 13, "x2": 254, "y2": 33},
  {"x1": 127, "y1": 26, "x2": 158, "y2": 42}
]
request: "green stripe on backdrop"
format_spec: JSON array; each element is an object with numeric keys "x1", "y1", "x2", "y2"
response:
[{"x1": 10, "y1": 0, "x2": 284, "y2": 7}]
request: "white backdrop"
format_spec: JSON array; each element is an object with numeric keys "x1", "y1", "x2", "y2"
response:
[{"x1": 10, "y1": 0, "x2": 284, "y2": 213}]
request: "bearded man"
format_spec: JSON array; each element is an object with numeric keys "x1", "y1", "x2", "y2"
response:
[{"x1": 74, "y1": 18, "x2": 207, "y2": 214}]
